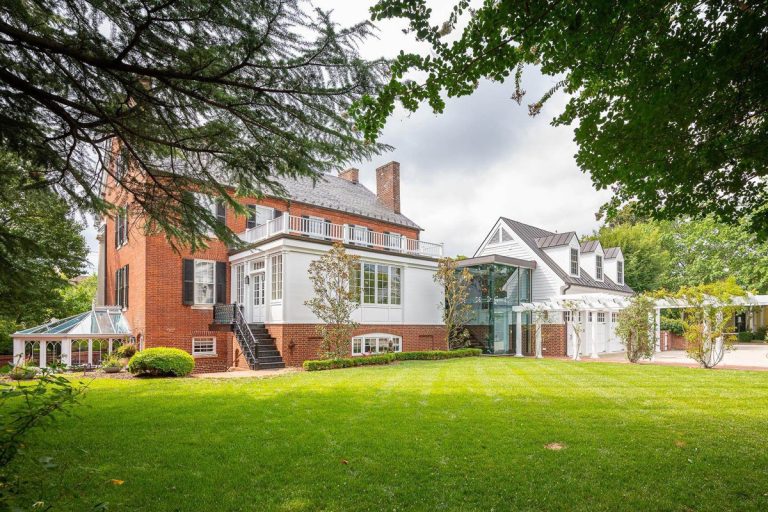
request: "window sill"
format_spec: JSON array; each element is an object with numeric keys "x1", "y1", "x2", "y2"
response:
[
  {"x1": 193, "y1": 353, "x2": 218, "y2": 358},
  {"x1": 190, "y1": 305, "x2": 214, "y2": 310}
]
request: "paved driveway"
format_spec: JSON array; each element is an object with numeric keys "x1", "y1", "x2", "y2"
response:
[{"x1": 599, "y1": 343, "x2": 768, "y2": 370}]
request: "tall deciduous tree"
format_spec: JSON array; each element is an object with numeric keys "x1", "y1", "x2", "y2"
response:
[
  {"x1": 434, "y1": 257, "x2": 472, "y2": 349},
  {"x1": 0, "y1": 0, "x2": 389, "y2": 250},
  {"x1": 355, "y1": 1, "x2": 768, "y2": 236},
  {"x1": 304, "y1": 243, "x2": 360, "y2": 359}
]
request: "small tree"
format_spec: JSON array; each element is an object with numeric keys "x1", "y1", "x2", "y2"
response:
[
  {"x1": 615, "y1": 294, "x2": 657, "y2": 363},
  {"x1": 434, "y1": 258, "x2": 473, "y2": 349},
  {"x1": 672, "y1": 278, "x2": 746, "y2": 368},
  {"x1": 304, "y1": 243, "x2": 360, "y2": 359},
  {"x1": 562, "y1": 301, "x2": 584, "y2": 360}
]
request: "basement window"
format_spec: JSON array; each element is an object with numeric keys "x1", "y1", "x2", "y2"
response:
[
  {"x1": 352, "y1": 334, "x2": 402, "y2": 355},
  {"x1": 192, "y1": 337, "x2": 216, "y2": 356}
]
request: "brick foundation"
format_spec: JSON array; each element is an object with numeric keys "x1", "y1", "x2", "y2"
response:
[
  {"x1": 541, "y1": 324, "x2": 567, "y2": 357},
  {"x1": 267, "y1": 324, "x2": 447, "y2": 367}
]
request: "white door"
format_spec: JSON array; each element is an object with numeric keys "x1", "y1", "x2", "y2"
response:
[{"x1": 248, "y1": 272, "x2": 266, "y2": 323}]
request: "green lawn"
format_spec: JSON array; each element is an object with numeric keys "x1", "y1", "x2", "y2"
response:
[{"x1": 8, "y1": 358, "x2": 768, "y2": 511}]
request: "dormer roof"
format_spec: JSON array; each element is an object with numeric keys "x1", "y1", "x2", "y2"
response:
[
  {"x1": 535, "y1": 232, "x2": 577, "y2": 249},
  {"x1": 604, "y1": 247, "x2": 622, "y2": 259},
  {"x1": 580, "y1": 240, "x2": 602, "y2": 253}
]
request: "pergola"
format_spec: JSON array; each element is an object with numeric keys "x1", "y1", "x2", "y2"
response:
[
  {"x1": 513, "y1": 293, "x2": 768, "y2": 360},
  {"x1": 12, "y1": 306, "x2": 132, "y2": 368}
]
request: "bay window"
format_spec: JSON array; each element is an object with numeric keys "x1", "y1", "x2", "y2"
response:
[{"x1": 271, "y1": 254, "x2": 283, "y2": 301}]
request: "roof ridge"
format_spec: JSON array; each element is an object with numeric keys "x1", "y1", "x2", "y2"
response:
[{"x1": 501, "y1": 217, "x2": 556, "y2": 236}]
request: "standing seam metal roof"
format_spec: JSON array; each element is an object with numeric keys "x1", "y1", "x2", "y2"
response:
[{"x1": 500, "y1": 218, "x2": 634, "y2": 294}]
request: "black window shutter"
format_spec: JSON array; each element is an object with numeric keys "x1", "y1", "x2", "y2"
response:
[
  {"x1": 182, "y1": 259, "x2": 195, "y2": 305},
  {"x1": 246, "y1": 205, "x2": 256, "y2": 229},
  {"x1": 114, "y1": 216, "x2": 119, "y2": 248},
  {"x1": 216, "y1": 202, "x2": 226, "y2": 225},
  {"x1": 215, "y1": 262, "x2": 227, "y2": 304},
  {"x1": 124, "y1": 265, "x2": 129, "y2": 308},
  {"x1": 324, "y1": 219, "x2": 331, "y2": 239},
  {"x1": 115, "y1": 269, "x2": 119, "y2": 305},
  {"x1": 124, "y1": 212, "x2": 128, "y2": 243}
]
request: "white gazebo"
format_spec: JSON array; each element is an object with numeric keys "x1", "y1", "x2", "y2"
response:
[{"x1": 12, "y1": 306, "x2": 132, "y2": 368}]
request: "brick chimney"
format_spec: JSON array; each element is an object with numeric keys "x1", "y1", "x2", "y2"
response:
[
  {"x1": 338, "y1": 167, "x2": 359, "y2": 184},
  {"x1": 376, "y1": 161, "x2": 401, "y2": 213}
]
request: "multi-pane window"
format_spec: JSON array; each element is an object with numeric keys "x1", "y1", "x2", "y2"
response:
[
  {"x1": 597, "y1": 312, "x2": 606, "y2": 323},
  {"x1": 115, "y1": 265, "x2": 129, "y2": 308},
  {"x1": 271, "y1": 254, "x2": 283, "y2": 301},
  {"x1": 595, "y1": 254, "x2": 603, "y2": 280},
  {"x1": 195, "y1": 193, "x2": 226, "y2": 233},
  {"x1": 358, "y1": 263, "x2": 401, "y2": 305},
  {"x1": 588, "y1": 312, "x2": 593, "y2": 322},
  {"x1": 192, "y1": 337, "x2": 216, "y2": 356},
  {"x1": 235, "y1": 264, "x2": 245, "y2": 305},
  {"x1": 617, "y1": 261, "x2": 624, "y2": 285},
  {"x1": 611, "y1": 312, "x2": 619, "y2": 323},
  {"x1": 352, "y1": 335, "x2": 402, "y2": 355},
  {"x1": 570, "y1": 248, "x2": 580, "y2": 276},
  {"x1": 194, "y1": 260, "x2": 215, "y2": 305},
  {"x1": 115, "y1": 209, "x2": 128, "y2": 248},
  {"x1": 247, "y1": 205, "x2": 274, "y2": 229}
]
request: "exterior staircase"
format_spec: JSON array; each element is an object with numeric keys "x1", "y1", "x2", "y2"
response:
[
  {"x1": 246, "y1": 323, "x2": 285, "y2": 370},
  {"x1": 215, "y1": 304, "x2": 286, "y2": 370}
]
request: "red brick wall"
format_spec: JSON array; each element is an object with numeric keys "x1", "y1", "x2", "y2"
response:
[
  {"x1": 268, "y1": 324, "x2": 447, "y2": 366},
  {"x1": 661, "y1": 330, "x2": 687, "y2": 351},
  {"x1": 541, "y1": 324, "x2": 567, "y2": 357}
]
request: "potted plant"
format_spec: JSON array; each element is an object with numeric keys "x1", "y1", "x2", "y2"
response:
[
  {"x1": 102, "y1": 355, "x2": 123, "y2": 374},
  {"x1": 115, "y1": 343, "x2": 137, "y2": 365}
]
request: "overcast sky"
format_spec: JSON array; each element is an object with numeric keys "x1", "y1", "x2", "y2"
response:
[{"x1": 81, "y1": 0, "x2": 612, "y2": 269}]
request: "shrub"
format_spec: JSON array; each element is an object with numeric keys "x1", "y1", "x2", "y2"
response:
[
  {"x1": 393, "y1": 348, "x2": 481, "y2": 360},
  {"x1": 128, "y1": 348, "x2": 194, "y2": 377},
  {"x1": 7, "y1": 365, "x2": 36, "y2": 381},
  {"x1": 737, "y1": 331, "x2": 754, "y2": 342},
  {"x1": 660, "y1": 317, "x2": 685, "y2": 336},
  {"x1": 115, "y1": 343, "x2": 137, "y2": 359},
  {"x1": 754, "y1": 327, "x2": 767, "y2": 341},
  {"x1": 303, "y1": 353, "x2": 394, "y2": 371}
]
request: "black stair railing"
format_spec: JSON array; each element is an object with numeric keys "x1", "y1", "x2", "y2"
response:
[
  {"x1": 231, "y1": 304, "x2": 259, "y2": 369},
  {"x1": 213, "y1": 303, "x2": 236, "y2": 324}
]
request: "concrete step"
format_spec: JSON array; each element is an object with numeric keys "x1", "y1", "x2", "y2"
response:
[{"x1": 259, "y1": 361, "x2": 286, "y2": 369}]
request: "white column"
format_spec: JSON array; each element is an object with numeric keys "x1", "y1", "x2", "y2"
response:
[
  {"x1": 12, "y1": 339, "x2": 24, "y2": 366},
  {"x1": 654, "y1": 308, "x2": 662, "y2": 353},
  {"x1": 589, "y1": 311, "x2": 599, "y2": 359},
  {"x1": 87, "y1": 338, "x2": 93, "y2": 366},
  {"x1": 606, "y1": 311, "x2": 613, "y2": 352},
  {"x1": 515, "y1": 312, "x2": 523, "y2": 357},
  {"x1": 62, "y1": 339, "x2": 72, "y2": 367},
  {"x1": 535, "y1": 320, "x2": 543, "y2": 359},
  {"x1": 39, "y1": 341, "x2": 47, "y2": 368}
]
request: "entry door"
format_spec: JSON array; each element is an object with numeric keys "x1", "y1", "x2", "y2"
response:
[
  {"x1": 492, "y1": 310, "x2": 509, "y2": 354},
  {"x1": 249, "y1": 272, "x2": 266, "y2": 322}
]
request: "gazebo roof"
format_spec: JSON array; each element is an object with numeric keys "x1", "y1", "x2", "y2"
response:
[{"x1": 14, "y1": 306, "x2": 131, "y2": 339}]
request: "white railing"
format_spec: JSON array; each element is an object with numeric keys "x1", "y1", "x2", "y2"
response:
[{"x1": 239, "y1": 214, "x2": 443, "y2": 257}]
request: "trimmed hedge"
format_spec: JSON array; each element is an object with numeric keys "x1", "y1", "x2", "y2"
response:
[
  {"x1": 128, "y1": 347, "x2": 195, "y2": 377},
  {"x1": 393, "y1": 348, "x2": 481, "y2": 360},
  {"x1": 115, "y1": 343, "x2": 137, "y2": 359},
  {"x1": 304, "y1": 353, "x2": 395, "y2": 371},
  {"x1": 303, "y1": 348, "x2": 482, "y2": 371}
]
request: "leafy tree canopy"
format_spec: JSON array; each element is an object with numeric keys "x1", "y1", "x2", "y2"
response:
[
  {"x1": 588, "y1": 205, "x2": 768, "y2": 294},
  {"x1": 0, "y1": 0, "x2": 388, "y2": 250},
  {"x1": 354, "y1": 1, "x2": 768, "y2": 236}
]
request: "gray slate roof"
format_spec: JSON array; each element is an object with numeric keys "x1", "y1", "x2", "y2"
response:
[
  {"x1": 604, "y1": 247, "x2": 622, "y2": 259},
  {"x1": 500, "y1": 218, "x2": 634, "y2": 294},
  {"x1": 535, "y1": 232, "x2": 576, "y2": 248},
  {"x1": 274, "y1": 173, "x2": 421, "y2": 230},
  {"x1": 579, "y1": 240, "x2": 602, "y2": 253}
]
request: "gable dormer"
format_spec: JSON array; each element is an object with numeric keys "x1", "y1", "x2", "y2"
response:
[
  {"x1": 580, "y1": 240, "x2": 605, "y2": 281},
  {"x1": 535, "y1": 232, "x2": 581, "y2": 277},
  {"x1": 603, "y1": 247, "x2": 625, "y2": 285}
]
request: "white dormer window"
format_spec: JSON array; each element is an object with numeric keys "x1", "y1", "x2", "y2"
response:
[
  {"x1": 595, "y1": 254, "x2": 603, "y2": 281},
  {"x1": 570, "y1": 248, "x2": 580, "y2": 276},
  {"x1": 617, "y1": 261, "x2": 624, "y2": 285}
]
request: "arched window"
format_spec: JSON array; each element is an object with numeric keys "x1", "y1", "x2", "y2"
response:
[
  {"x1": 351, "y1": 334, "x2": 402, "y2": 356},
  {"x1": 71, "y1": 340, "x2": 89, "y2": 366},
  {"x1": 24, "y1": 341, "x2": 41, "y2": 366},
  {"x1": 45, "y1": 341, "x2": 62, "y2": 366},
  {"x1": 92, "y1": 339, "x2": 106, "y2": 365}
]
